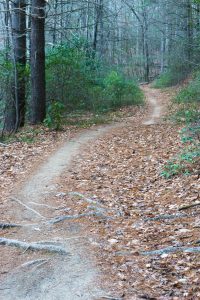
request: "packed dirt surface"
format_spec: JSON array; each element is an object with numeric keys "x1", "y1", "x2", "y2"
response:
[
  {"x1": 1, "y1": 86, "x2": 199, "y2": 299},
  {"x1": 0, "y1": 126, "x2": 121, "y2": 300},
  {"x1": 142, "y1": 85, "x2": 163, "y2": 125}
]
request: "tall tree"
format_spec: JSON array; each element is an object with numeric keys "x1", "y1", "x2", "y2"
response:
[{"x1": 30, "y1": 0, "x2": 46, "y2": 124}]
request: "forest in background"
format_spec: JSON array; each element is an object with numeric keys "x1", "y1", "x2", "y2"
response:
[{"x1": 0, "y1": 0, "x2": 200, "y2": 133}]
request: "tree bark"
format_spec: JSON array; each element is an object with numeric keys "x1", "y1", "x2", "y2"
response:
[{"x1": 30, "y1": 0, "x2": 46, "y2": 124}]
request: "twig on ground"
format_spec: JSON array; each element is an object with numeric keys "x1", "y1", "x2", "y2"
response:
[
  {"x1": 0, "y1": 237, "x2": 69, "y2": 255},
  {"x1": 179, "y1": 202, "x2": 200, "y2": 211},
  {"x1": 141, "y1": 246, "x2": 200, "y2": 256},
  {"x1": 48, "y1": 211, "x2": 106, "y2": 225},
  {"x1": 0, "y1": 223, "x2": 22, "y2": 229},
  {"x1": 99, "y1": 296, "x2": 123, "y2": 300},
  {"x1": 21, "y1": 259, "x2": 50, "y2": 269},
  {"x1": 10, "y1": 197, "x2": 46, "y2": 219}
]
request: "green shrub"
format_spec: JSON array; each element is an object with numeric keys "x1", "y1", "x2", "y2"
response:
[
  {"x1": 153, "y1": 69, "x2": 188, "y2": 88},
  {"x1": 169, "y1": 71, "x2": 200, "y2": 124},
  {"x1": 176, "y1": 72, "x2": 200, "y2": 103},
  {"x1": 0, "y1": 52, "x2": 14, "y2": 129},
  {"x1": 153, "y1": 71, "x2": 175, "y2": 88},
  {"x1": 44, "y1": 101, "x2": 65, "y2": 130},
  {"x1": 153, "y1": 57, "x2": 190, "y2": 88},
  {"x1": 46, "y1": 42, "x2": 144, "y2": 115},
  {"x1": 103, "y1": 71, "x2": 144, "y2": 110}
]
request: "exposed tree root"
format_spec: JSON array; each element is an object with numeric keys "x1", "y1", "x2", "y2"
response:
[
  {"x1": 0, "y1": 238, "x2": 69, "y2": 255},
  {"x1": 10, "y1": 197, "x2": 46, "y2": 219},
  {"x1": 0, "y1": 142, "x2": 7, "y2": 147},
  {"x1": 28, "y1": 201, "x2": 64, "y2": 210},
  {"x1": 0, "y1": 223, "x2": 22, "y2": 229},
  {"x1": 69, "y1": 192, "x2": 101, "y2": 206},
  {"x1": 179, "y1": 202, "x2": 200, "y2": 211},
  {"x1": 48, "y1": 211, "x2": 106, "y2": 225},
  {"x1": 144, "y1": 213, "x2": 188, "y2": 222},
  {"x1": 141, "y1": 246, "x2": 200, "y2": 256}
]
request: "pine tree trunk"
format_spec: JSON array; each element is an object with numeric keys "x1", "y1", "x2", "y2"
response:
[{"x1": 30, "y1": 0, "x2": 46, "y2": 124}]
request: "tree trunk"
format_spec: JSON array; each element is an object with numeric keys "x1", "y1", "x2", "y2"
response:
[
  {"x1": 30, "y1": 0, "x2": 46, "y2": 124},
  {"x1": 186, "y1": 0, "x2": 193, "y2": 63},
  {"x1": 4, "y1": 0, "x2": 26, "y2": 132}
]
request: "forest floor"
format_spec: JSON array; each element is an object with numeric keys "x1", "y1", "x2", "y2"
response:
[{"x1": 0, "y1": 85, "x2": 200, "y2": 299}]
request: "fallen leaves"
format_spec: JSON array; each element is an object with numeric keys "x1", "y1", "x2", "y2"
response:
[
  {"x1": 0, "y1": 87, "x2": 200, "y2": 299},
  {"x1": 54, "y1": 88, "x2": 200, "y2": 299}
]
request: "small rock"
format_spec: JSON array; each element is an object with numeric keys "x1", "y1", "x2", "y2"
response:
[
  {"x1": 108, "y1": 238, "x2": 118, "y2": 245},
  {"x1": 56, "y1": 192, "x2": 66, "y2": 197},
  {"x1": 161, "y1": 253, "x2": 169, "y2": 258},
  {"x1": 178, "y1": 229, "x2": 191, "y2": 233}
]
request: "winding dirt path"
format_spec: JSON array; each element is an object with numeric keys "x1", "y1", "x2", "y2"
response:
[{"x1": 0, "y1": 86, "x2": 164, "y2": 300}]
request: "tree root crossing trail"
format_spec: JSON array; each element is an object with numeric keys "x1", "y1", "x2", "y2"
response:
[{"x1": 0, "y1": 86, "x2": 172, "y2": 299}]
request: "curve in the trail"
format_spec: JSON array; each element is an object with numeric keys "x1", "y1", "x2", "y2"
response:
[{"x1": 0, "y1": 85, "x2": 163, "y2": 300}]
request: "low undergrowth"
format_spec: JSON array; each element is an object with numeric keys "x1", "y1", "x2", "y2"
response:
[
  {"x1": 162, "y1": 76, "x2": 200, "y2": 178},
  {"x1": 46, "y1": 43, "x2": 144, "y2": 115},
  {"x1": 153, "y1": 64, "x2": 189, "y2": 88}
]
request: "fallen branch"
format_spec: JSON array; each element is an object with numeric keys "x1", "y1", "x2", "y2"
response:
[
  {"x1": 48, "y1": 211, "x2": 105, "y2": 225},
  {"x1": 144, "y1": 213, "x2": 188, "y2": 222},
  {"x1": 10, "y1": 197, "x2": 46, "y2": 219},
  {"x1": 0, "y1": 142, "x2": 7, "y2": 147},
  {"x1": 141, "y1": 246, "x2": 200, "y2": 256},
  {"x1": 179, "y1": 202, "x2": 200, "y2": 211},
  {"x1": 0, "y1": 238, "x2": 69, "y2": 255},
  {"x1": 0, "y1": 223, "x2": 22, "y2": 229}
]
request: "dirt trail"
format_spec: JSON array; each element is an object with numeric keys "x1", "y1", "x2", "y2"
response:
[
  {"x1": 1, "y1": 127, "x2": 117, "y2": 300},
  {"x1": 0, "y1": 85, "x2": 164, "y2": 300},
  {"x1": 142, "y1": 85, "x2": 163, "y2": 125}
]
